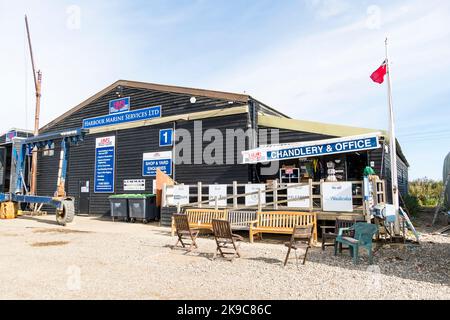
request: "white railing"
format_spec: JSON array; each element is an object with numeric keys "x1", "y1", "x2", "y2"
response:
[{"x1": 162, "y1": 179, "x2": 386, "y2": 217}]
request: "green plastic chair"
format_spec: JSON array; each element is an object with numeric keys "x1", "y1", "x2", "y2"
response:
[{"x1": 334, "y1": 222, "x2": 378, "y2": 265}]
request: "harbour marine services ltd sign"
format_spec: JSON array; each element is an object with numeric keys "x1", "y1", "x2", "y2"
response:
[{"x1": 83, "y1": 105, "x2": 161, "y2": 129}]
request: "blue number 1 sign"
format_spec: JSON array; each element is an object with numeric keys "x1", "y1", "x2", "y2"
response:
[{"x1": 159, "y1": 129, "x2": 173, "y2": 147}]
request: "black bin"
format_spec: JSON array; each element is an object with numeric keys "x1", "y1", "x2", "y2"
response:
[
  {"x1": 127, "y1": 194, "x2": 157, "y2": 223},
  {"x1": 108, "y1": 195, "x2": 129, "y2": 221}
]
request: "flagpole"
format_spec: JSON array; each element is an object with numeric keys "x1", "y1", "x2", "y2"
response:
[{"x1": 385, "y1": 37, "x2": 401, "y2": 235}]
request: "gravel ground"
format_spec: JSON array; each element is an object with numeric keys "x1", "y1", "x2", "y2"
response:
[{"x1": 0, "y1": 212, "x2": 448, "y2": 300}]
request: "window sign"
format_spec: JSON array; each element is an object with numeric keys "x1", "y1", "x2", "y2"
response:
[
  {"x1": 159, "y1": 128, "x2": 173, "y2": 147},
  {"x1": 94, "y1": 136, "x2": 115, "y2": 193}
]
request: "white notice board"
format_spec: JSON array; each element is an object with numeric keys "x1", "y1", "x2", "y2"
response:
[
  {"x1": 287, "y1": 184, "x2": 310, "y2": 208},
  {"x1": 209, "y1": 185, "x2": 227, "y2": 206},
  {"x1": 172, "y1": 185, "x2": 190, "y2": 206},
  {"x1": 245, "y1": 184, "x2": 266, "y2": 207},
  {"x1": 322, "y1": 182, "x2": 353, "y2": 212}
]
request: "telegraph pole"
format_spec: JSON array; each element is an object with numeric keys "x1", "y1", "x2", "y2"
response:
[{"x1": 25, "y1": 15, "x2": 41, "y2": 196}]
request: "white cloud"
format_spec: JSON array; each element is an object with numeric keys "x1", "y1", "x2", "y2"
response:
[
  {"x1": 211, "y1": 0, "x2": 450, "y2": 128},
  {"x1": 310, "y1": 0, "x2": 351, "y2": 19}
]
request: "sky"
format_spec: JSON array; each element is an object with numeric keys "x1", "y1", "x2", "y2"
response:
[{"x1": 0, "y1": 0, "x2": 449, "y2": 180}]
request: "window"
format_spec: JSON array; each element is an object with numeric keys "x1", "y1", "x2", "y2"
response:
[{"x1": 43, "y1": 145, "x2": 55, "y2": 157}]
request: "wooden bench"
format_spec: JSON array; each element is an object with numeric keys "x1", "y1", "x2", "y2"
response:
[
  {"x1": 171, "y1": 209, "x2": 228, "y2": 236},
  {"x1": 249, "y1": 211, "x2": 317, "y2": 243}
]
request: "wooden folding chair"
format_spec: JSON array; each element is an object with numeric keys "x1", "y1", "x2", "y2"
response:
[
  {"x1": 212, "y1": 219, "x2": 244, "y2": 261},
  {"x1": 284, "y1": 224, "x2": 314, "y2": 267},
  {"x1": 173, "y1": 214, "x2": 199, "y2": 252}
]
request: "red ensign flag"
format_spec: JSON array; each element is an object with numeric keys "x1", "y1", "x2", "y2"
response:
[{"x1": 370, "y1": 61, "x2": 387, "y2": 84}]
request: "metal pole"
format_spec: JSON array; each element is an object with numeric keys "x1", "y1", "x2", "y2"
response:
[
  {"x1": 172, "y1": 121, "x2": 176, "y2": 181},
  {"x1": 385, "y1": 38, "x2": 401, "y2": 235},
  {"x1": 25, "y1": 15, "x2": 41, "y2": 196}
]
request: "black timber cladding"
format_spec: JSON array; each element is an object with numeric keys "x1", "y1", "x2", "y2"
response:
[
  {"x1": 41, "y1": 86, "x2": 248, "y2": 133},
  {"x1": 37, "y1": 85, "x2": 252, "y2": 215}
]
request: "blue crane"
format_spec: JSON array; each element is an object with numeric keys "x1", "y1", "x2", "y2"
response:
[{"x1": 0, "y1": 128, "x2": 87, "y2": 226}]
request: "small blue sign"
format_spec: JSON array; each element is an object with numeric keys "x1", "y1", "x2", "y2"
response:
[
  {"x1": 109, "y1": 97, "x2": 130, "y2": 114},
  {"x1": 159, "y1": 129, "x2": 173, "y2": 147},
  {"x1": 143, "y1": 159, "x2": 172, "y2": 177},
  {"x1": 267, "y1": 137, "x2": 379, "y2": 161},
  {"x1": 94, "y1": 136, "x2": 115, "y2": 193},
  {"x1": 5, "y1": 131, "x2": 16, "y2": 143},
  {"x1": 83, "y1": 106, "x2": 161, "y2": 129}
]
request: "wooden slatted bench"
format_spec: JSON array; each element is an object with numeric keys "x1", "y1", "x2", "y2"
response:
[
  {"x1": 171, "y1": 209, "x2": 228, "y2": 236},
  {"x1": 249, "y1": 211, "x2": 317, "y2": 243},
  {"x1": 227, "y1": 210, "x2": 257, "y2": 231}
]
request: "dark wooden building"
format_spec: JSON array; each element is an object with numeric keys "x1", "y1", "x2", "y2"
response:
[{"x1": 36, "y1": 80, "x2": 409, "y2": 216}]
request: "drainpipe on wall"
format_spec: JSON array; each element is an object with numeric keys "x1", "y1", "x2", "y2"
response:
[{"x1": 248, "y1": 99, "x2": 258, "y2": 182}]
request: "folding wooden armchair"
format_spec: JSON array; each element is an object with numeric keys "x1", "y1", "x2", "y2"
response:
[
  {"x1": 284, "y1": 224, "x2": 314, "y2": 267},
  {"x1": 173, "y1": 214, "x2": 199, "y2": 252},
  {"x1": 212, "y1": 219, "x2": 244, "y2": 261},
  {"x1": 321, "y1": 219, "x2": 355, "y2": 251}
]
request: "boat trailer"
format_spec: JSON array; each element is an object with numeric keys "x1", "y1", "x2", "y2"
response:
[{"x1": 0, "y1": 128, "x2": 87, "y2": 226}]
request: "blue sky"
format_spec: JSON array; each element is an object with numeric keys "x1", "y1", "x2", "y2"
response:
[{"x1": 1, "y1": 0, "x2": 449, "y2": 180}]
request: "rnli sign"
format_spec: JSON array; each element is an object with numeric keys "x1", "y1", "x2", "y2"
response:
[{"x1": 109, "y1": 97, "x2": 130, "y2": 114}]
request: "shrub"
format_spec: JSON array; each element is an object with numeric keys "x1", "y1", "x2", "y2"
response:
[
  {"x1": 409, "y1": 178, "x2": 443, "y2": 207},
  {"x1": 402, "y1": 194, "x2": 421, "y2": 216}
]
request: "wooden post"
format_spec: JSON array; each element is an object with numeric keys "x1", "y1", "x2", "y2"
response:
[
  {"x1": 309, "y1": 179, "x2": 313, "y2": 212},
  {"x1": 257, "y1": 189, "x2": 262, "y2": 212},
  {"x1": 197, "y1": 181, "x2": 202, "y2": 208},
  {"x1": 233, "y1": 181, "x2": 238, "y2": 209},
  {"x1": 319, "y1": 180, "x2": 324, "y2": 211},
  {"x1": 273, "y1": 180, "x2": 278, "y2": 210},
  {"x1": 162, "y1": 183, "x2": 167, "y2": 207}
]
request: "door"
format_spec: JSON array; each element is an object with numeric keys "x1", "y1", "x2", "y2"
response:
[
  {"x1": 79, "y1": 180, "x2": 90, "y2": 215},
  {"x1": 0, "y1": 147, "x2": 5, "y2": 193}
]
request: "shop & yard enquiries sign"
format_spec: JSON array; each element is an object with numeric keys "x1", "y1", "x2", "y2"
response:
[
  {"x1": 242, "y1": 133, "x2": 381, "y2": 164},
  {"x1": 142, "y1": 151, "x2": 172, "y2": 176}
]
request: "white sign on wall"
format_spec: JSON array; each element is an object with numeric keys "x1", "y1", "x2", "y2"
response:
[
  {"x1": 245, "y1": 184, "x2": 266, "y2": 207},
  {"x1": 124, "y1": 179, "x2": 146, "y2": 191},
  {"x1": 287, "y1": 184, "x2": 310, "y2": 208},
  {"x1": 172, "y1": 185, "x2": 190, "y2": 206},
  {"x1": 208, "y1": 184, "x2": 227, "y2": 206},
  {"x1": 322, "y1": 182, "x2": 353, "y2": 212}
]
